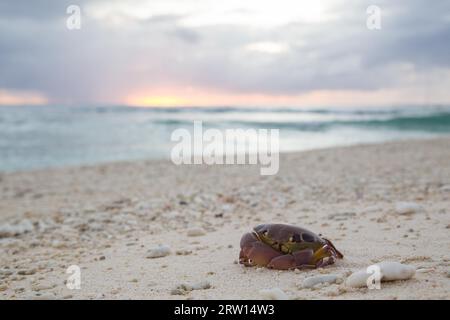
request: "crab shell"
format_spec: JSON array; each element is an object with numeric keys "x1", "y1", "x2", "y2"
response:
[{"x1": 239, "y1": 224, "x2": 343, "y2": 270}]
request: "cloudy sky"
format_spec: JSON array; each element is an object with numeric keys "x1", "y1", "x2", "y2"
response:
[{"x1": 0, "y1": 0, "x2": 449, "y2": 107}]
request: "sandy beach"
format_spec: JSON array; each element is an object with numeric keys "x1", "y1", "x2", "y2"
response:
[{"x1": 0, "y1": 137, "x2": 449, "y2": 300}]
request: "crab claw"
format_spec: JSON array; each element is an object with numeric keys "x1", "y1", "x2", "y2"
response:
[
  {"x1": 239, "y1": 232, "x2": 281, "y2": 267},
  {"x1": 323, "y1": 238, "x2": 344, "y2": 259},
  {"x1": 267, "y1": 249, "x2": 316, "y2": 270},
  {"x1": 267, "y1": 254, "x2": 296, "y2": 270},
  {"x1": 311, "y1": 239, "x2": 343, "y2": 268}
]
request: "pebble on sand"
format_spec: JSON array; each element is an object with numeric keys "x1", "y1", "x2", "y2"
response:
[
  {"x1": 378, "y1": 261, "x2": 416, "y2": 281},
  {"x1": 0, "y1": 219, "x2": 34, "y2": 238},
  {"x1": 146, "y1": 245, "x2": 171, "y2": 259},
  {"x1": 0, "y1": 269, "x2": 13, "y2": 276},
  {"x1": 302, "y1": 274, "x2": 341, "y2": 289},
  {"x1": 175, "y1": 249, "x2": 193, "y2": 256},
  {"x1": 259, "y1": 288, "x2": 289, "y2": 300},
  {"x1": 17, "y1": 269, "x2": 37, "y2": 276},
  {"x1": 32, "y1": 283, "x2": 56, "y2": 291},
  {"x1": 186, "y1": 228, "x2": 206, "y2": 237},
  {"x1": 171, "y1": 280, "x2": 211, "y2": 295},
  {"x1": 395, "y1": 202, "x2": 424, "y2": 215},
  {"x1": 346, "y1": 261, "x2": 416, "y2": 288}
]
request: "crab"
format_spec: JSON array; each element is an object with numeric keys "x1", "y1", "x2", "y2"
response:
[{"x1": 239, "y1": 223, "x2": 343, "y2": 270}]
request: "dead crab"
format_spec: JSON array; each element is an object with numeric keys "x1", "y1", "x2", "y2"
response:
[{"x1": 239, "y1": 224, "x2": 343, "y2": 270}]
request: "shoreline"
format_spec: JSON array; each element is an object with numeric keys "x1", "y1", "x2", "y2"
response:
[
  {"x1": 2, "y1": 135, "x2": 449, "y2": 175},
  {"x1": 0, "y1": 137, "x2": 449, "y2": 299}
]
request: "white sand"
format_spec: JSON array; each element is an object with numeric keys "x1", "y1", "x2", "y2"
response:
[{"x1": 0, "y1": 138, "x2": 449, "y2": 299}]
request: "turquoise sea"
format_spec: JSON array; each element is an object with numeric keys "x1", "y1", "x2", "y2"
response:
[{"x1": 1, "y1": 105, "x2": 449, "y2": 172}]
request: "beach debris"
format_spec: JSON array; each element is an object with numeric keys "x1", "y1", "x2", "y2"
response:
[
  {"x1": 345, "y1": 270, "x2": 369, "y2": 288},
  {"x1": 379, "y1": 261, "x2": 416, "y2": 280},
  {"x1": 17, "y1": 268, "x2": 37, "y2": 276},
  {"x1": 110, "y1": 288, "x2": 121, "y2": 295},
  {"x1": 416, "y1": 268, "x2": 434, "y2": 273},
  {"x1": 346, "y1": 261, "x2": 416, "y2": 288},
  {"x1": 29, "y1": 293, "x2": 56, "y2": 300},
  {"x1": 0, "y1": 219, "x2": 34, "y2": 238},
  {"x1": 32, "y1": 282, "x2": 56, "y2": 292},
  {"x1": 146, "y1": 244, "x2": 171, "y2": 258},
  {"x1": 175, "y1": 249, "x2": 193, "y2": 255},
  {"x1": 301, "y1": 274, "x2": 342, "y2": 289},
  {"x1": 170, "y1": 289, "x2": 185, "y2": 296},
  {"x1": 0, "y1": 269, "x2": 13, "y2": 276},
  {"x1": 327, "y1": 212, "x2": 356, "y2": 221},
  {"x1": 186, "y1": 227, "x2": 206, "y2": 237},
  {"x1": 360, "y1": 205, "x2": 383, "y2": 214},
  {"x1": 171, "y1": 281, "x2": 211, "y2": 295},
  {"x1": 361, "y1": 206, "x2": 381, "y2": 214},
  {"x1": 239, "y1": 224, "x2": 343, "y2": 270},
  {"x1": 395, "y1": 202, "x2": 424, "y2": 215},
  {"x1": 259, "y1": 288, "x2": 289, "y2": 300}
]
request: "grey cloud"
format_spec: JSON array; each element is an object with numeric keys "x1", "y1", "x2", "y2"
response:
[
  {"x1": 0, "y1": 0, "x2": 89, "y2": 20},
  {"x1": 0, "y1": 0, "x2": 449, "y2": 103},
  {"x1": 169, "y1": 27, "x2": 201, "y2": 44}
]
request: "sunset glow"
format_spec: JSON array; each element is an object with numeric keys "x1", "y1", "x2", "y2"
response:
[
  {"x1": 0, "y1": 90, "x2": 48, "y2": 106},
  {"x1": 124, "y1": 84, "x2": 449, "y2": 108},
  {"x1": 1, "y1": 0, "x2": 449, "y2": 107},
  {"x1": 127, "y1": 95, "x2": 188, "y2": 107}
]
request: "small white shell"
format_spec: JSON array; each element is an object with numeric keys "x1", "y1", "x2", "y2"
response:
[
  {"x1": 146, "y1": 244, "x2": 171, "y2": 258},
  {"x1": 302, "y1": 274, "x2": 340, "y2": 289},
  {"x1": 345, "y1": 270, "x2": 370, "y2": 288},
  {"x1": 346, "y1": 261, "x2": 416, "y2": 288},
  {"x1": 395, "y1": 202, "x2": 424, "y2": 215},
  {"x1": 377, "y1": 261, "x2": 416, "y2": 281},
  {"x1": 186, "y1": 227, "x2": 206, "y2": 237}
]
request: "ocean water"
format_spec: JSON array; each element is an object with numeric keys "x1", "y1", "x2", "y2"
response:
[{"x1": 0, "y1": 105, "x2": 450, "y2": 172}]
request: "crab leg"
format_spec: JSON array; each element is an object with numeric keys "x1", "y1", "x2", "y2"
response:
[
  {"x1": 316, "y1": 256, "x2": 336, "y2": 268},
  {"x1": 323, "y1": 238, "x2": 344, "y2": 259},
  {"x1": 312, "y1": 243, "x2": 340, "y2": 268},
  {"x1": 267, "y1": 249, "x2": 315, "y2": 270},
  {"x1": 266, "y1": 254, "x2": 295, "y2": 270},
  {"x1": 312, "y1": 245, "x2": 329, "y2": 263}
]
